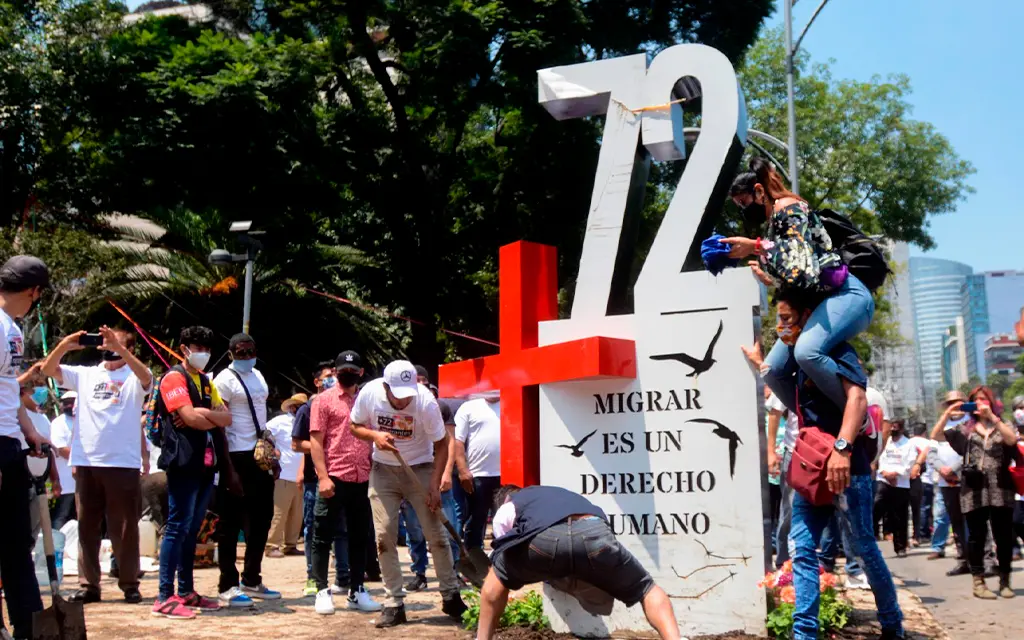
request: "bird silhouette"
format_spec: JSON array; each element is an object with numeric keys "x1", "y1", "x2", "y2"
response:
[
  {"x1": 686, "y1": 418, "x2": 742, "y2": 478},
  {"x1": 555, "y1": 429, "x2": 598, "y2": 458},
  {"x1": 649, "y1": 320, "x2": 724, "y2": 377}
]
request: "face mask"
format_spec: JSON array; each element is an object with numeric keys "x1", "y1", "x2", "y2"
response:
[
  {"x1": 320, "y1": 376, "x2": 337, "y2": 390},
  {"x1": 230, "y1": 358, "x2": 256, "y2": 373},
  {"x1": 31, "y1": 386, "x2": 48, "y2": 406},
  {"x1": 101, "y1": 350, "x2": 123, "y2": 362},
  {"x1": 338, "y1": 371, "x2": 361, "y2": 387},
  {"x1": 776, "y1": 322, "x2": 802, "y2": 347},
  {"x1": 186, "y1": 349, "x2": 211, "y2": 372},
  {"x1": 742, "y1": 199, "x2": 766, "y2": 228},
  {"x1": 1014, "y1": 409, "x2": 1024, "y2": 427}
]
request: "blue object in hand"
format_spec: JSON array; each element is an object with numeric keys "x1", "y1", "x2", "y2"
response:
[{"x1": 701, "y1": 233, "x2": 738, "y2": 276}]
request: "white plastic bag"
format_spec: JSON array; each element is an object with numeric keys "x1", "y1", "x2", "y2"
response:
[
  {"x1": 33, "y1": 529, "x2": 66, "y2": 586},
  {"x1": 60, "y1": 520, "x2": 78, "y2": 576}
]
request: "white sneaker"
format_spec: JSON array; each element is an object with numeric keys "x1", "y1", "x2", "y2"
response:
[
  {"x1": 347, "y1": 585, "x2": 382, "y2": 612},
  {"x1": 315, "y1": 589, "x2": 335, "y2": 615},
  {"x1": 218, "y1": 586, "x2": 255, "y2": 608},
  {"x1": 845, "y1": 572, "x2": 871, "y2": 590},
  {"x1": 330, "y1": 584, "x2": 345, "y2": 595}
]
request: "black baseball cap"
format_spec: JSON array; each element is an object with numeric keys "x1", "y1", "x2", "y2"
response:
[
  {"x1": 0, "y1": 255, "x2": 49, "y2": 291},
  {"x1": 336, "y1": 350, "x2": 363, "y2": 372}
]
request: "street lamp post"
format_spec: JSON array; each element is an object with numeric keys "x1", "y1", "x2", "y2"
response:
[
  {"x1": 209, "y1": 221, "x2": 263, "y2": 335},
  {"x1": 783, "y1": 0, "x2": 834, "y2": 194}
]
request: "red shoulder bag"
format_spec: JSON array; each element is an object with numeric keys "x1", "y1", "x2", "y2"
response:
[{"x1": 787, "y1": 388, "x2": 837, "y2": 506}]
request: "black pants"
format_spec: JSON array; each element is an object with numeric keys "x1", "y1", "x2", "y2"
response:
[
  {"x1": 1015, "y1": 501, "x2": 1024, "y2": 545},
  {"x1": 0, "y1": 437, "x2": 42, "y2": 638},
  {"x1": 966, "y1": 506, "x2": 1014, "y2": 577},
  {"x1": 941, "y1": 486, "x2": 967, "y2": 561},
  {"x1": 874, "y1": 483, "x2": 910, "y2": 553},
  {"x1": 312, "y1": 478, "x2": 370, "y2": 593},
  {"x1": 50, "y1": 493, "x2": 77, "y2": 531},
  {"x1": 769, "y1": 482, "x2": 782, "y2": 547},
  {"x1": 464, "y1": 476, "x2": 501, "y2": 550},
  {"x1": 217, "y1": 452, "x2": 275, "y2": 592}
]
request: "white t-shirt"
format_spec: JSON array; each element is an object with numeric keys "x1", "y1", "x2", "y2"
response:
[
  {"x1": 930, "y1": 435, "x2": 964, "y2": 488},
  {"x1": 267, "y1": 413, "x2": 302, "y2": 481},
  {"x1": 908, "y1": 436, "x2": 932, "y2": 484},
  {"x1": 765, "y1": 393, "x2": 799, "y2": 452},
  {"x1": 19, "y1": 410, "x2": 51, "y2": 478},
  {"x1": 454, "y1": 399, "x2": 501, "y2": 477},
  {"x1": 878, "y1": 435, "x2": 915, "y2": 489},
  {"x1": 49, "y1": 413, "x2": 76, "y2": 493},
  {"x1": 62, "y1": 363, "x2": 150, "y2": 469},
  {"x1": 492, "y1": 501, "x2": 516, "y2": 539},
  {"x1": 213, "y1": 367, "x2": 269, "y2": 453},
  {"x1": 350, "y1": 378, "x2": 446, "y2": 466},
  {"x1": 0, "y1": 309, "x2": 24, "y2": 439}
]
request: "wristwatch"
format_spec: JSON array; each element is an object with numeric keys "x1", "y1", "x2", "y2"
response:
[{"x1": 833, "y1": 438, "x2": 850, "y2": 454}]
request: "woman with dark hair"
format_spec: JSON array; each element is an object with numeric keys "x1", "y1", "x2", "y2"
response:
[
  {"x1": 722, "y1": 158, "x2": 874, "y2": 413},
  {"x1": 931, "y1": 385, "x2": 1020, "y2": 599}
]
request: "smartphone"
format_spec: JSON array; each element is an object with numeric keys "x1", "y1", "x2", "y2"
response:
[
  {"x1": 78, "y1": 333, "x2": 103, "y2": 347},
  {"x1": 960, "y1": 402, "x2": 977, "y2": 413}
]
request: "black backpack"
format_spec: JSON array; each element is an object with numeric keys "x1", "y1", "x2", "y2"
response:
[{"x1": 816, "y1": 209, "x2": 892, "y2": 292}]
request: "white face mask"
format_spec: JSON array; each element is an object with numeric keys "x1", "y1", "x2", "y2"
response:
[{"x1": 185, "y1": 349, "x2": 212, "y2": 372}]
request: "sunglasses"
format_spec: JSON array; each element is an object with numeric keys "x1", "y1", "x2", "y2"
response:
[{"x1": 233, "y1": 347, "x2": 257, "y2": 358}]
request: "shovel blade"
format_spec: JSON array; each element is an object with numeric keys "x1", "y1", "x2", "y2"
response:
[
  {"x1": 32, "y1": 595, "x2": 87, "y2": 640},
  {"x1": 458, "y1": 547, "x2": 491, "y2": 589}
]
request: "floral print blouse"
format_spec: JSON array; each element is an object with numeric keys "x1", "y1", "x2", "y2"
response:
[{"x1": 759, "y1": 201, "x2": 842, "y2": 292}]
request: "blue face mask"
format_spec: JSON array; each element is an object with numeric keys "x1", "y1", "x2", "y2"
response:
[
  {"x1": 31, "y1": 386, "x2": 48, "y2": 406},
  {"x1": 321, "y1": 376, "x2": 337, "y2": 390},
  {"x1": 230, "y1": 358, "x2": 256, "y2": 373}
]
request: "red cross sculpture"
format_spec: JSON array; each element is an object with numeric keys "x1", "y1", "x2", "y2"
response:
[{"x1": 438, "y1": 241, "x2": 637, "y2": 487}]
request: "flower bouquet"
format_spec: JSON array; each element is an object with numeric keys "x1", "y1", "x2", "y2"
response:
[{"x1": 759, "y1": 561, "x2": 851, "y2": 639}]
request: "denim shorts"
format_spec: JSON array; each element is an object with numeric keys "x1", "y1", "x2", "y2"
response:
[{"x1": 492, "y1": 517, "x2": 655, "y2": 608}]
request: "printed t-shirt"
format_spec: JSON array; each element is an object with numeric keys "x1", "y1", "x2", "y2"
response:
[
  {"x1": 267, "y1": 413, "x2": 303, "y2": 482},
  {"x1": 160, "y1": 369, "x2": 222, "y2": 470},
  {"x1": 213, "y1": 367, "x2": 269, "y2": 453},
  {"x1": 49, "y1": 413, "x2": 76, "y2": 493},
  {"x1": 0, "y1": 309, "x2": 23, "y2": 439},
  {"x1": 350, "y1": 378, "x2": 445, "y2": 466},
  {"x1": 908, "y1": 435, "x2": 932, "y2": 483},
  {"x1": 62, "y1": 363, "x2": 151, "y2": 469},
  {"x1": 878, "y1": 435, "x2": 915, "y2": 489},
  {"x1": 796, "y1": 342, "x2": 872, "y2": 476},
  {"x1": 454, "y1": 398, "x2": 501, "y2": 478},
  {"x1": 310, "y1": 386, "x2": 371, "y2": 482}
]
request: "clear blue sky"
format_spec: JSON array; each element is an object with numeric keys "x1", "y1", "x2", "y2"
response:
[{"x1": 768, "y1": 0, "x2": 1019, "y2": 273}]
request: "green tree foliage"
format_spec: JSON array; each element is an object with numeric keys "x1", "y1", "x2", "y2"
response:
[{"x1": 986, "y1": 372, "x2": 1010, "y2": 402}]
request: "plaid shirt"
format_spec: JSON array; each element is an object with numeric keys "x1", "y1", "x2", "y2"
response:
[{"x1": 310, "y1": 386, "x2": 371, "y2": 483}]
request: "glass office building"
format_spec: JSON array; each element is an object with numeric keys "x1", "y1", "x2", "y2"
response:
[{"x1": 909, "y1": 257, "x2": 973, "y2": 397}]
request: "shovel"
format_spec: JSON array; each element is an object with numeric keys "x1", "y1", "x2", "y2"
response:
[
  {"x1": 391, "y1": 450, "x2": 490, "y2": 588},
  {"x1": 33, "y1": 492, "x2": 87, "y2": 640}
]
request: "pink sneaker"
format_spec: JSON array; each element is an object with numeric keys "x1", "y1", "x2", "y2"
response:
[
  {"x1": 151, "y1": 596, "x2": 196, "y2": 620},
  {"x1": 181, "y1": 592, "x2": 221, "y2": 611}
]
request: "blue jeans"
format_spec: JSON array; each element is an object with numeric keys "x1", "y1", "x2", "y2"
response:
[
  {"x1": 764, "y1": 275, "x2": 874, "y2": 410},
  {"x1": 819, "y1": 513, "x2": 861, "y2": 576},
  {"x1": 302, "y1": 481, "x2": 348, "y2": 584},
  {"x1": 159, "y1": 470, "x2": 214, "y2": 601},
  {"x1": 404, "y1": 490, "x2": 460, "y2": 575},
  {"x1": 775, "y1": 450, "x2": 795, "y2": 568},
  {"x1": 930, "y1": 488, "x2": 950, "y2": 552},
  {"x1": 791, "y1": 475, "x2": 902, "y2": 640}
]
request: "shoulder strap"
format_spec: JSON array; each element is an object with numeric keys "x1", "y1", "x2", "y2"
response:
[{"x1": 228, "y1": 368, "x2": 263, "y2": 437}]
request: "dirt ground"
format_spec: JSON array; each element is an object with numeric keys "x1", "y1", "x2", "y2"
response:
[{"x1": 53, "y1": 545, "x2": 948, "y2": 639}]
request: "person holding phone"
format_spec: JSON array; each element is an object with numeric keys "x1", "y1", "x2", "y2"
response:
[
  {"x1": 930, "y1": 386, "x2": 1020, "y2": 599},
  {"x1": 42, "y1": 325, "x2": 154, "y2": 605}
]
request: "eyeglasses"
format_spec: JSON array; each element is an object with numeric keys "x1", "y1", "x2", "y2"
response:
[{"x1": 233, "y1": 348, "x2": 256, "y2": 358}]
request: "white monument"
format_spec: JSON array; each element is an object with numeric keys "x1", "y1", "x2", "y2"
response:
[{"x1": 536, "y1": 45, "x2": 768, "y2": 637}]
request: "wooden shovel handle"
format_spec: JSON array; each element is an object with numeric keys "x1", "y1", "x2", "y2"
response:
[{"x1": 391, "y1": 450, "x2": 468, "y2": 556}]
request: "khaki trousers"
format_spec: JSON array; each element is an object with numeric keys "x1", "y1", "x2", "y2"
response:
[
  {"x1": 369, "y1": 461, "x2": 458, "y2": 606},
  {"x1": 268, "y1": 478, "x2": 303, "y2": 551},
  {"x1": 75, "y1": 466, "x2": 141, "y2": 593}
]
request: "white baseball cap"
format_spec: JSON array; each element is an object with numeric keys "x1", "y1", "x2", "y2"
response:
[
  {"x1": 383, "y1": 360, "x2": 419, "y2": 399},
  {"x1": 61, "y1": 391, "x2": 78, "y2": 401}
]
